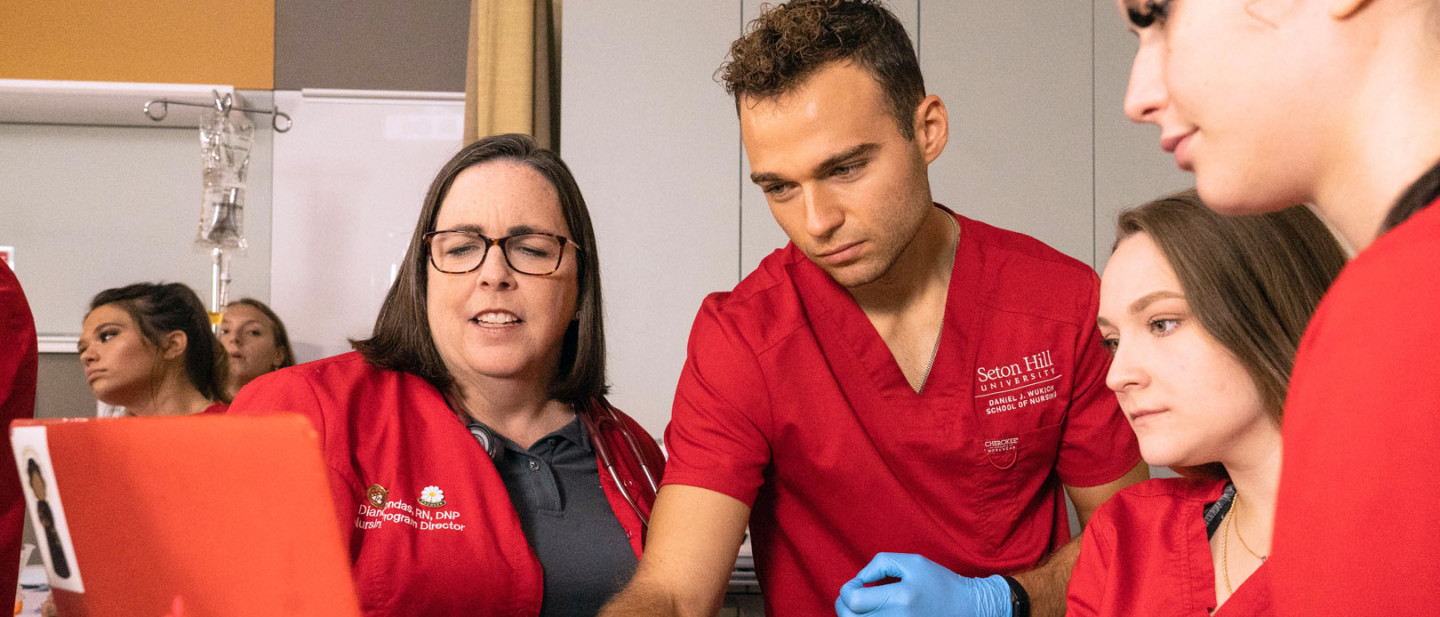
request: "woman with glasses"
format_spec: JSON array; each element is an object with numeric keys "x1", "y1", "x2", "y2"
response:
[
  {"x1": 230, "y1": 134, "x2": 664, "y2": 617},
  {"x1": 1117, "y1": 1, "x2": 1440, "y2": 613}
]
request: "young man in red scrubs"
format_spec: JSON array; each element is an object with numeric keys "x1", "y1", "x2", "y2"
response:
[
  {"x1": 601, "y1": 2, "x2": 1146, "y2": 616},
  {"x1": 0, "y1": 260, "x2": 37, "y2": 600},
  {"x1": 1118, "y1": 0, "x2": 1440, "y2": 614}
]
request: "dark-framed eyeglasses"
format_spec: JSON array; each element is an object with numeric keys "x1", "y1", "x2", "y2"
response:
[{"x1": 422, "y1": 230, "x2": 580, "y2": 276}]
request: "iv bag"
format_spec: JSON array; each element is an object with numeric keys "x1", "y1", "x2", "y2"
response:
[{"x1": 197, "y1": 106, "x2": 254, "y2": 249}]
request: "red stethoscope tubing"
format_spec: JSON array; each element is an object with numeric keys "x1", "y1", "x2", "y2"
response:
[{"x1": 579, "y1": 399, "x2": 659, "y2": 528}]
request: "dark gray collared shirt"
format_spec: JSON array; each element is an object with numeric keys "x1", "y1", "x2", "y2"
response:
[{"x1": 489, "y1": 416, "x2": 638, "y2": 617}]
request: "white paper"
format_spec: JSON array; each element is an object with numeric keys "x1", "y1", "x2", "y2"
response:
[{"x1": 10, "y1": 427, "x2": 84, "y2": 592}]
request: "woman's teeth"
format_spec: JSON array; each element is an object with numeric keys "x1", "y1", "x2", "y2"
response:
[{"x1": 474, "y1": 312, "x2": 519, "y2": 325}]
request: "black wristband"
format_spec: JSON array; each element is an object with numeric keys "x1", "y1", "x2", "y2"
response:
[{"x1": 1002, "y1": 575, "x2": 1030, "y2": 617}]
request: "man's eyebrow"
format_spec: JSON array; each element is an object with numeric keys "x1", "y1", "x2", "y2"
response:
[
  {"x1": 749, "y1": 143, "x2": 880, "y2": 185},
  {"x1": 815, "y1": 143, "x2": 878, "y2": 175},
  {"x1": 750, "y1": 171, "x2": 784, "y2": 185}
]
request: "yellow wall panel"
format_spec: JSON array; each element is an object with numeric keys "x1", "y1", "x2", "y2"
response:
[{"x1": 0, "y1": 0, "x2": 275, "y2": 89}]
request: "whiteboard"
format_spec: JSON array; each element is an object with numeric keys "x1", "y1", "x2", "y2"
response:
[
  {"x1": 269, "y1": 89, "x2": 463, "y2": 363},
  {"x1": 0, "y1": 90, "x2": 274, "y2": 339}
]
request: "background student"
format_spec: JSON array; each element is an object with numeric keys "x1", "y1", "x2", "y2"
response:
[
  {"x1": 219, "y1": 297, "x2": 295, "y2": 399},
  {"x1": 79, "y1": 282, "x2": 229, "y2": 416}
]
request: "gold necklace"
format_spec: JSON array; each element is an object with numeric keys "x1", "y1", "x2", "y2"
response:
[
  {"x1": 915, "y1": 214, "x2": 960, "y2": 394},
  {"x1": 1232, "y1": 493, "x2": 1268, "y2": 562},
  {"x1": 1222, "y1": 508, "x2": 1235, "y2": 595}
]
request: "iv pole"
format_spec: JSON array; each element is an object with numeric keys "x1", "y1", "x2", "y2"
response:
[{"x1": 142, "y1": 90, "x2": 291, "y2": 332}]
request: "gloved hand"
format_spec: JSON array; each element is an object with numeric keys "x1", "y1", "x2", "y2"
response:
[{"x1": 834, "y1": 553, "x2": 1012, "y2": 617}]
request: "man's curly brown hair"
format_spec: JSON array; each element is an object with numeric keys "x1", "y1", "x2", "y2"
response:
[{"x1": 717, "y1": 0, "x2": 926, "y2": 139}]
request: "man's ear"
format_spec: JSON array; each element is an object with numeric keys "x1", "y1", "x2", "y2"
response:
[
  {"x1": 1328, "y1": 0, "x2": 1373, "y2": 19},
  {"x1": 160, "y1": 330, "x2": 189, "y2": 361},
  {"x1": 912, "y1": 94, "x2": 949, "y2": 165}
]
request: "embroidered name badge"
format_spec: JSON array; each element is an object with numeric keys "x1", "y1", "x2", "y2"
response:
[
  {"x1": 355, "y1": 488, "x2": 467, "y2": 533},
  {"x1": 974, "y1": 349, "x2": 1063, "y2": 415}
]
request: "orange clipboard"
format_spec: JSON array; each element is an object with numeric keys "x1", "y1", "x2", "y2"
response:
[{"x1": 10, "y1": 414, "x2": 361, "y2": 617}]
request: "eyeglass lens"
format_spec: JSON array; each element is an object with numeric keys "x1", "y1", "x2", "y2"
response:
[{"x1": 429, "y1": 232, "x2": 564, "y2": 275}]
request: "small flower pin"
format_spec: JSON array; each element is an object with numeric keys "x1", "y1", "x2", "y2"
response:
[{"x1": 418, "y1": 485, "x2": 446, "y2": 508}]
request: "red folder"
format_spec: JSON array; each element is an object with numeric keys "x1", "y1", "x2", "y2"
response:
[{"x1": 9, "y1": 414, "x2": 361, "y2": 617}]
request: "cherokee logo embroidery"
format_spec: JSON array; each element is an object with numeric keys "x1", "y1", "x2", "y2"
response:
[
  {"x1": 366, "y1": 484, "x2": 388, "y2": 508},
  {"x1": 983, "y1": 437, "x2": 1019, "y2": 454},
  {"x1": 418, "y1": 485, "x2": 446, "y2": 508}
]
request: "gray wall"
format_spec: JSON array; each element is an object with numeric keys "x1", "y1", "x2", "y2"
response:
[
  {"x1": 1091, "y1": 0, "x2": 1195, "y2": 272},
  {"x1": 561, "y1": 4, "x2": 742, "y2": 439},
  {"x1": 275, "y1": 0, "x2": 470, "y2": 92}
]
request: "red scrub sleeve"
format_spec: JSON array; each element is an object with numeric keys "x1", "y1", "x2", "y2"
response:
[
  {"x1": 1065, "y1": 498, "x2": 1116, "y2": 617},
  {"x1": 661, "y1": 296, "x2": 773, "y2": 508},
  {"x1": 229, "y1": 368, "x2": 366, "y2": 557},
  {"x1": 0, "y1": 262, "x2": 37, "y2": 599},
  {"x1": 1055, "y1": 273, "x2": 1141, "y2": 488}
]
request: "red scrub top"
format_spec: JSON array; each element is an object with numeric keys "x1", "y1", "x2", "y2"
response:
[
  {"x1": 1068, "y1": 478, "x2": 1270, "y2": 616},
  {"x1": 1272, "y1": 196, "x2": 1440, "y2": 616},
  {"x1": 0, "y1": 261, "x2": 36, "y2": 599},
  {"x1": 664, "y1": 208, "x2": 1141, "y2": 616},
  {"x1": 230, "y1": 352, "x2": 661, "y2": 617}
]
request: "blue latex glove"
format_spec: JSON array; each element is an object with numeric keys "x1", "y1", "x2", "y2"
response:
[{"x1": 834, "y1": 553, "x2": 1012, "y2": 617}]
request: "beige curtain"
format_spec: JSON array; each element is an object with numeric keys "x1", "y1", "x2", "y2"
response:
[{"x1": 465, "y1": 0, "x2": 561, "y2": 150}]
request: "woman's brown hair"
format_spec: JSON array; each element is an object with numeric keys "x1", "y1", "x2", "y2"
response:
[
  {"x1": 352, "y1": 134, "x2": 607, "y2": 404},
  {"x1": 1115, "y1": 190, "x2": 1348, "y2": 477}
]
